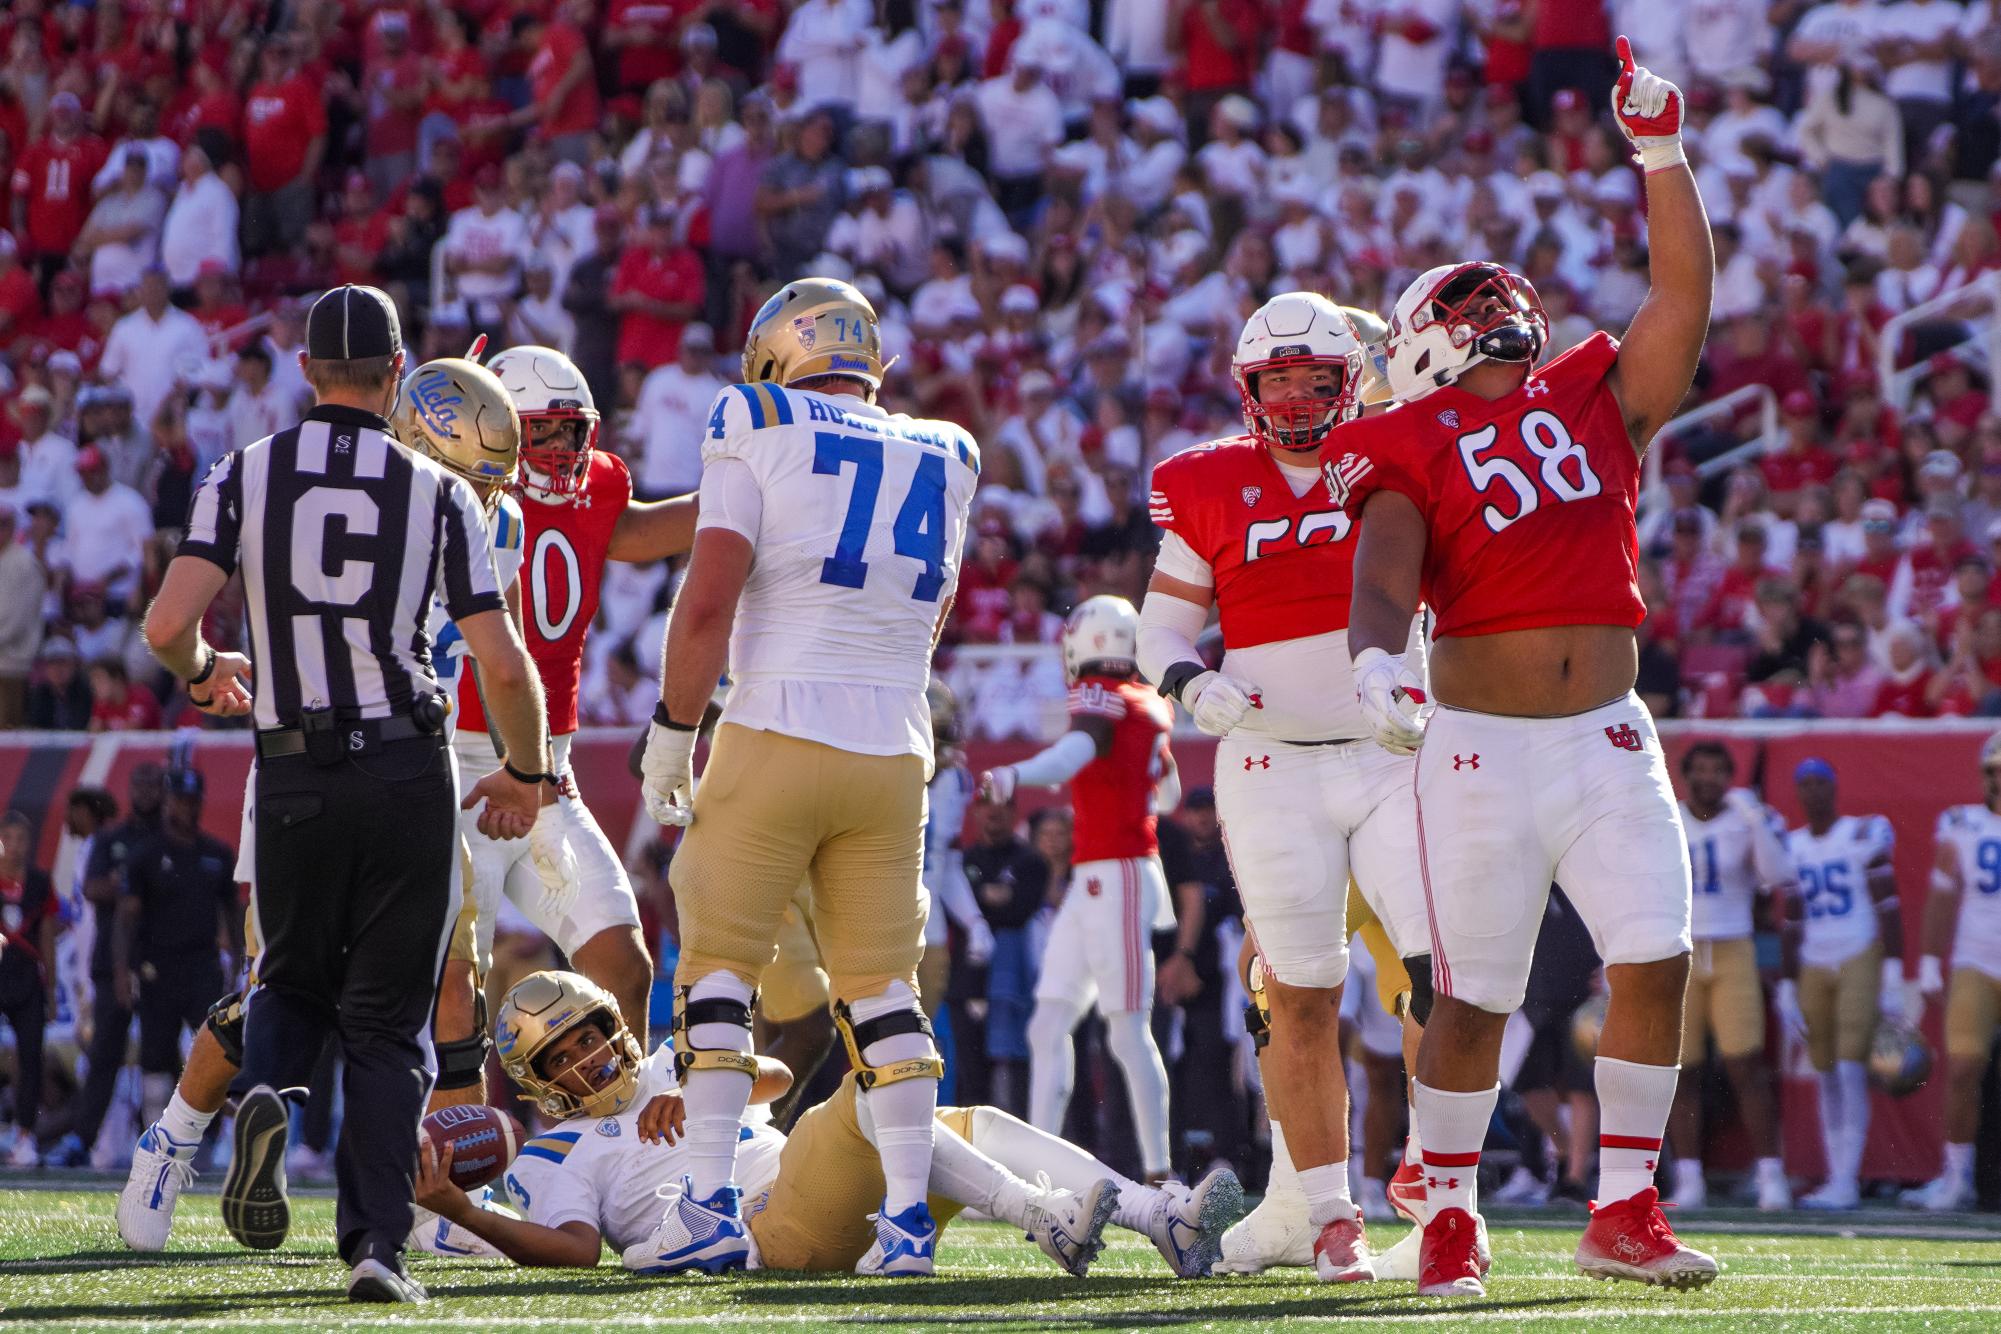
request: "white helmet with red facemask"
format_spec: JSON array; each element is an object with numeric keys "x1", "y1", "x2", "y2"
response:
[
  {"x1": 486, "y1": 345, "x2": 600, "y2": 501},
  {"x1": 1385, "y1": 261, "x2": 1549, "y2": 403},
  {"x1": 1231, "y1": 292, "x2": 1366, "y2": 452}
]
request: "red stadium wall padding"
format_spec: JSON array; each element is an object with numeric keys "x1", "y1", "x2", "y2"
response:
[{"x1": 3, "y1": 719, "x2": 1988, "y2": 1183}]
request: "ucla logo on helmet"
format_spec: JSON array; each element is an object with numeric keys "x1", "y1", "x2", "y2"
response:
[
  {"x1": 413, "y1": 372, "x2": 463, "y2": 433},
  {"x1": 830, "y1": 353, "x2": 870, "y2": 371},
  {"x1": 495, "y1": 1018, "x2": 520, "y2": 1055}
]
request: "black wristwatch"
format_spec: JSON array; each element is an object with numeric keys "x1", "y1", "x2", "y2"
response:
[
  {"x1": 653, "y1": 701, "x2": 698, "y2": 732},
  {"x1": 504, "y1": 759, "x2": 557, "y2": 787},
  {"x1": 188, "y1": 646, "x2": 218, "y2": 688}
]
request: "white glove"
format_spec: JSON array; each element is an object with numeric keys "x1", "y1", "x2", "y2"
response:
[
  {"x1": 1723, "y1": 787, "x2": 1766, "y2": 824},
  {"x1": 528, "y1": 810, "x2": 581, "y2": 919},
  {"x1": 1353, "y1": 646, "x2": 1428, "y2": 755},
  {"x1": 1187, "y1": 671, "x2": 1261, "y2": 738},
  {"x1": 979, "y1": 766, "x2": 1017, "y2": 805},
  {"x1": 640, "y1": 722, "x2": 698, "y2": 828},
  {"x1": 963, "y1": 914, "x2": 996, "y2": 967},
  {"x1": 1918, "y1": 953, "x2": 1945, "y2": 996},
  {"x1": 1774, "y1": 979, "x2": 1807, "y2": 1041}
]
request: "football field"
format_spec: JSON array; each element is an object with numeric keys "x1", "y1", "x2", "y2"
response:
[{"x1": 3, "y1": 1185, "x2": 1999, "y2": 1332}]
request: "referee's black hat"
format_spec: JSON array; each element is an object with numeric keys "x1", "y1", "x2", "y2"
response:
[{"x1": 306, "y1": 285, "x2": 402, "y2": 361}]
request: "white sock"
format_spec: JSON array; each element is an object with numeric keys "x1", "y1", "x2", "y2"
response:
[
  {"x1": 158, "y1": 1090, "x2": 215, "y2": 1147},
  {"x1": 1756, "y1": 1155, "x2": 1785, "y2": 1186},
  {"x1": 920, "y1": 1114, "x2": 1024, "y2": 1226},
  {"x1": 1675, "y1": 1158, "x2": 1705, "y2": 1195},
  {"x1": 1595, "y1": 1057, "x2": 1678, "y2": 1205},
  {"x1": 960, "y1": 1103, "x2": 1158, "y2": 1234},
  {"x1": 1266, "y1": 1119, "x2": 1303, "y2": 1200},
  {"x1": 852, "y1": 984, "x2": 939, "y2": 1214},
  {"x1": 1299, "y1": 1162, "x2": 1353, "y2": 1228},
  {"x1": 1403, "y1": 1123, "x2": 1422, "y2": 1168},
  {"x1": 680, "y1": 973, "x2": 755, "y2": 1199},
  {"x1": 1815, "y1": 1070, "x2": 1844, "y2": 1183},
  {"x1": 1945, "y1": 1141, "x2": 1975, "y2": 1181},
  {"x1": 1102, "y1": 1009, "x2": 1172, "y2": 1177},
  {"x1": 1026, "y1": 1001, "x2": 1079, "y2": 1135},
  {"x1": 1411, "y1": 1081, "x2": 1497, "y2": 1217},
  {"x1": 1836, "y1": 1060, "x2": 1870, "y2": 1185}
]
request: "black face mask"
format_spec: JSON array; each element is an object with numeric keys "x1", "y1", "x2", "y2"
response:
[{"x1": 1476, "y1": 323, "x2": 1540, "y2": 363}]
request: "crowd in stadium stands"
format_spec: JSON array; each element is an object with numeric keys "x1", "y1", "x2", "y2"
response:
[{"x1": 3, "y1": 0, "x2": 2001, "y2": 1190}]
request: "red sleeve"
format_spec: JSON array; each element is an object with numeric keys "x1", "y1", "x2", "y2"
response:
[
  {"x1": 1553, "y1": 329, "x2": 1620, "y2": 387},
  {"x1": 300, "y1": 81, "x2": 328, "y2": 137},
  {"x1": 610, "y1": 248, "x2": 638, "y2": 295},
  {"x1": 1146, "y1": 451, "x2": 1201, "y2": 547}
]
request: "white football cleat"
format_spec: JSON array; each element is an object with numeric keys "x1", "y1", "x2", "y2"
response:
[
  {"x1": 1216, "y1": 1189, "x2": 1313, "y2": 1275},
  {"x1": 118, "y1": 1123, "x2": 200, "y2": 1251},
  {"x1": 1667, "y1": 1165, "x2": 1707, "y2": 1211},
  {"x1": 1371, "y1": 1224, "x2": 1421, "y2": 1282},
  {"x1": 348, "y1": 1257, "x2": 427, "y2": 1303},
  {"x1": 1022, "y1": 1174, "x2": 1118, "y2": 1277},
  {"x1": 1755, "y1": 1161, "x2": 1792, "y2": 1212},
  {"x1": 855, "y1": 1200, "x2": 938, "y2": 1277},
  {"x1": 1900, "y1": 1171, "x2": 1975, "y2": 1213},
  {"x1": 622, "y1": 1176, "x2": 751, "y2": 1275},
  {"x1": 1490, "y1": 1165, "x2": 1550, "y2": 1206},
  {"x1": 1149, "y1": 1166, "x2": 1243, "y2": 1278},
  {"x1": 1799, "y1": 1178, "x2": 1860, "y2": 1211}
]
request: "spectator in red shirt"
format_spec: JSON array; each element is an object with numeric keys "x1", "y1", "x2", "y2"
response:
[
  {"x1": 361, "y1": 9, "x2": 428, "y2": 198},
  {"x1": 1695, "y1": 522, "x2": 1778, "y2": 643},
  {"x1": 1527, "y1": 0, "x2": 1615, "y2": 128},
  {"x1": 239, "y1": 34, "x2": 328, "y2": 258},
  {"x1": 511, "y1": 2, "x2": 601, "y2": 166},
  {"x1": 30, "y1": 269, "x2": 100, "y2": 369},
  {"x1": 1871, "y1": 623, "x2": 1938, "y2": 718},
  {"x1": 953, "y1": 517, "x2": 1018, "y2": 644},
  {"x1": 605, "y1": 0, "x2": 688, "y2": 94},
  {"x1": 0, "y1": 230, "x2": 42, "y2": 354},
  {"x1": 10, "y1": 91, "x2": 108, "y2": 280},
  {"x1": 610, "y1": 205, "x2": 704, "y2": 369},
  {"x1": 1934, "y1": 606, "x2": 2001, "y2": 715},
  {"x1": 165, "y1": 55, "x2": 243, "y2": 168},
  {"x1": 86, "y1": 657, "x2": 161, "y2": 732},
  {"x1": 1171, "y1": 0, "x2": 1257, "y2": 141},
  {"x1": 331, "y1": 171, "x2": 391, "y2": 286},
  {"x1": 188, "y1": 261, "x2": 249, "y2": 344},
  {"x1": 1899, "y1": 498, "x2": 1979, "y2": 625},
  {"x1": 1760, "y1": 391, "x2": 1840, "y2": 516},
  {"x1": 1708, "y1": 314, "x2": 1814, "y2": 435},
  {"x1": 1924, "y1": 355, "x2": 1993, "y2": 442}
]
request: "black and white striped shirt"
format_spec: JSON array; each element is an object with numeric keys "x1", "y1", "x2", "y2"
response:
[{"x1": 179, "y1": 404, "x2": 504, "y2": 731}]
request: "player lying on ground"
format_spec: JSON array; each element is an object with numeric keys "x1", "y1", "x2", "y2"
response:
[{"x1": 410, "y1": 971, "x2": 1243, "y2": 1277}]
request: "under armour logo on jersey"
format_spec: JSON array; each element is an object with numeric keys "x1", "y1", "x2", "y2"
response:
[
  {"x1": 1086, "y1": 876, "x2": 1102, "y2": 897},
  {"x1": 1644, "y1": 1158, "x2": 1657, "y2": 1172},
  {"x1": 1605, "y1": 724, "x2": 1643, "y2": 752},
  {"x1": 1321, "y1": 452, "x2": 1372, "y2": 507},
  {"x1": 1241, "y1": 485, "x2": 1262, "y2": 507},
  {"x1": 1524, "y1": 379, "x2": 1550, "y2": 398},
  {"x1": 1452, "y1": 754, "x2": 1479, "y2": 771},
  {"x1": 1436, "y1": 408, "x2": 1460, "y2": 429},
  {"x1": 1244, "y1": 755, "x2": 1270, "y2": 770}
]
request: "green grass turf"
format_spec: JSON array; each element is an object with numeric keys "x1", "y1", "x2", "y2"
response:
[{"x1": 3, "y1": 1185, "x2": 2001, "y2": 1332}]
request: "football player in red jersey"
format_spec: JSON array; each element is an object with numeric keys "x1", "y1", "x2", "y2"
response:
[
  {"x1": 1140, "y1": 293, "x2": 1434, "y2": 1284},
  {"x1": 1329, "y1": 39, "x2": 1718, "y2": 1298},
  {"x1": 453, "y1": 346, "x2": 697, "y2": 1044},
  {"x1": 979, "y1": 598, "x2": 1248, "y2": 1248}
]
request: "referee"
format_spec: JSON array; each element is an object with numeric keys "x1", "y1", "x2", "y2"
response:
[{"x1": 141, "y1": 285, "x2": 549, "y2": 1304}]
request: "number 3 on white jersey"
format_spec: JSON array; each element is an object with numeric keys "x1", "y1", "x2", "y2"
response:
[{"x1": 1456, "y1": 410, "x2": 1603, "y2": 534}]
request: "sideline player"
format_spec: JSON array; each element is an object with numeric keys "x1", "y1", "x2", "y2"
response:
[
  {"x1": 1330, "y1": 38, "x2": 1718, "y2": 1297},
  {"x1": 411, "y1": 971, "x2": 1239, "y2": 1277},
  {"x1": 1905, "y1": 733, "x2": 2001, "y2": 1211},
  {"x1": 640, "y1": 278, "x2": 978, "y2": 1276},
  {"x1": 1668, "y1": 742, "x2": 1792, "y2": 1212},
  {"x1": 116, "y1": 358, "x2": 524, "y2": 1250},
  {"x1": 1139, "y1": 292, "x2": 1433, "y2": 1281},
  {"x1": 979, "y1": 596, "x2": 1181, "y2": 1184},
  {"x1": 455, "y1": 345, "x2": 700, "y2": 1044},
  {"x1": 1782, "y1": 757, "x2": 1909, "y2": 1210}
]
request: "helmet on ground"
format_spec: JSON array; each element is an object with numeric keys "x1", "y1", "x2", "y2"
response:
[
  {"x1": 743, "y1": 276, "x2": 884, "y2": 392},
  {"x1": 1061, "y1": 595, "x2": 1139, "y2": 684},
  {"x1": 1231, "y1": 292, "x2": 1365, "y2": 450},
  {"x1": 1386, "y1": 261, "x2": 1548, "y2": 402},
  {"x1": 1868, "y1": 1018, "x2": 1934, "y2": 1098},
  {"x1": 494, "y1": 970, "x2": 644, "y2": 1121},
  {"x1": 486, "y1": 345, "x2": 599, "y2": 500},
  {"x1": 390, "y1": 357, "x2": 520, "y2": 509}
]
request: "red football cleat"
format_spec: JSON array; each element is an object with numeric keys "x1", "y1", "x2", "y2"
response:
[
  {"x1": 1387, "y1": 1159, "x2": 1426, "y2": 1225},
  {"x1": 1417, "y1": 1207, "x2": 1486, "y2": 1298},
  {"x1": 1312, "y1": 1209, "x2": 1374, "y2": 1283},
  {"x1": 1575, "y1": 1187, "x2": 1720, "y2": 1291}
]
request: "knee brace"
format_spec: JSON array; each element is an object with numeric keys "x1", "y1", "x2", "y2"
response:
[
  {"x1": 203, "y1": 990, "x2": 248, "y2": 1068},
  {"x1": 832, "y1": 998, "x2": 944, "y2": 1091},
  {"x1": 1404, "y1": 954, "x2": 1434, "y2": 1027},
  {"x1": 436, "y1": 990, "x2": 491, "y2": 1091},
  {"x1": 673, "y1": 987, "x2": 758, "y2": 1080},
  {"x1": 1243, "y1": 953, "x2": 1272, "y2": 1051}
]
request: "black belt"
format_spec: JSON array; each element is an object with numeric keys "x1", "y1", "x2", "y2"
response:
[
  {"x1": 1277, "y1": 736, "x2": 1366, "y2": 748},
  {"x1": 256, "y1": 714, "x2": 438, "y2": 761}
]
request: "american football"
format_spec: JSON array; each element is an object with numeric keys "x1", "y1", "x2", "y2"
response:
[{"x1": 419, "y1": 1105, "x2": 524, "y2": 1193}]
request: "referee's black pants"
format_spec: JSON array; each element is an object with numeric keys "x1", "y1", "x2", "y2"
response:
[{"x1": 243, "y1": 735, "x2": 459, "y2": 1269}]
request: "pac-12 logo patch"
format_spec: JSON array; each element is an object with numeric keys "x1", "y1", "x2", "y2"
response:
[
  {"x1": 792, "y1": 315, "x2": 818, "y2": 350},
  {"x1": 1241, "y1": 485, "x2": 1262, "y2": 507},
  {"x1": 597, "y1": 1118, "x2": 621, "y2": 1138},
  {"x1": 1436, "y1": 408, "x2": 1460, "y2": 429}
]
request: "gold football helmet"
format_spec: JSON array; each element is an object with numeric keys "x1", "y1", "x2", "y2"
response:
[
  {"x1": 493, "y1": 970, "x2": 644, "y2": 1121},
  {"x1": 742, "y1": 277, "x2": 884, "y2": 392},
  {"x1": 392, "y1": 357, "x2": 522, "y2": 509},
  {"x1": 1340, "y1": 305, "x2": 1393, "y2": 407}
]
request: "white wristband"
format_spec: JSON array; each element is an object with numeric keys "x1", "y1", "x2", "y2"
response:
[
  {"x1": 1880, "y1": 957, "x2": 1905, "y2": 994},
  {"x1": 1634, "y1": 137, "x2": 1686, "y2": 174}
]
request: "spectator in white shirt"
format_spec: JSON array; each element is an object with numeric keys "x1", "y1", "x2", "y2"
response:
[
  {"x1": 441, "y1": 165, "x2": 529, "y2": 335},
  {"x1": 96, "y1": 268, "x2": 207, "y2": 431},
  {"x1": 1116, "y1": 96, "x2": 1186, "y2": 214},
  {"x1": 632, "y1": 322, "x2": 725, "y2": 500},
  {"x1": 1105, "y1": 0, "x2": 1173, "y2": 91},
  {"x1": 1875, "y1": 0, "x2": 1961, "y2": 155},
  {"x1": 857, "y1": 6, "x2": 927, "y2": 128},
  {"x1": 160, "y1": 146, "x2": 240, "y2": 290},
  {"x1": 1686, "y1": 0, "x2": 1777, "y2": 88},
  {"x1": 507, "y1": 257, "x2": 578, "y2": 356},
  {"x1": 776, "y1": 0, "x2": 872, "y2": 111},
  {"x1": 1712, "y1": 220, "x2": 1769, "y2": 322},
  {"x1": 1196, "y1": 96, "x2": 1266, "y2": 200},
  {"x1": 828, "y1": 167, "x2": 931, "y2": 292},
  {"x1": 76, "y1": 152, "x2": 166, "y2": 296},
  {"x1": 185, "y1": 361, "x2": 235, "y2": 476},
  {"x1": 1374, "y1": 0, "x2": 1461, "y2": 115},
  {"x1": 1014, "y1": 17, "x2": 1122, "y2": 126},
  {"x1": 11, "y1": 388, "x2": 79, "y2": 509},
  {"x1": 59, "y1": 446, "x2": 155, "y2": 608},
  {"x1": 977, "y1": 52, "x2": 1066, "y2": 217},
  {"x1": 226, "y1": 343, "x2": 296, "y2": 449}
]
